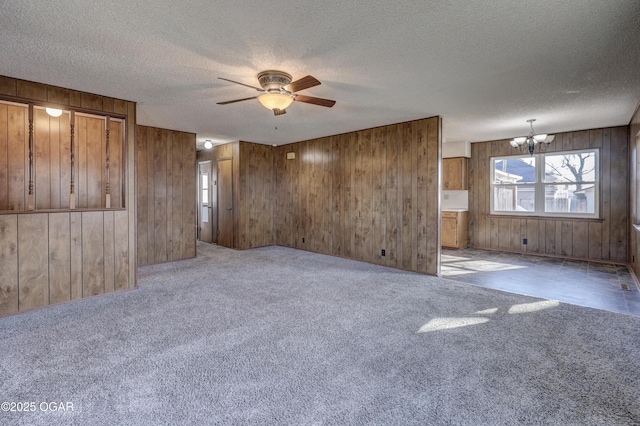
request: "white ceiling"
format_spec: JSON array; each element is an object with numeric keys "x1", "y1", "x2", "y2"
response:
[{"x1": 1, "y1": 1, "x2": 639, "y2": 149}]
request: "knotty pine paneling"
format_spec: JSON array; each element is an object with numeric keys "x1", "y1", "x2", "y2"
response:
[
  {"x1": 275, "y1": 117, "x2": 442, "y2": 275},
  {"x1": 136, "y1": 125, "x2": 196, "y2": 266},
  {"x1": 469, "y1": 125, "x2": 629, "y2": 263},
  {"x1": 0, "y1": 75, "x2": 135, "y2": 316}
]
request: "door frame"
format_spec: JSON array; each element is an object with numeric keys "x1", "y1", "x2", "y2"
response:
[{"x1": 197, "y1": 160, "x2": 213, "y2": 243}]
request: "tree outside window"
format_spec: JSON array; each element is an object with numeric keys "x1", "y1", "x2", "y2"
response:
[{"x1": 491, "y1": 149, "x2": 599, "y2": 218}]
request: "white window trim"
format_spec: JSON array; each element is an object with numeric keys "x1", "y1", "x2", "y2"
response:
[{"x1": 490, "y1": 149, "x2": 600, "y2": 219}]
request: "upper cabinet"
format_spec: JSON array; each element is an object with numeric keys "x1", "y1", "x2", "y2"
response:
[{"x1": 443, "y1": 157, "x2": 468, "y2": 190}]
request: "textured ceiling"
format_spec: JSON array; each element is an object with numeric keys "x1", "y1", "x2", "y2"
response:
[{"x1": 1, "y1": 1, "x2": 639, "y2": 149}]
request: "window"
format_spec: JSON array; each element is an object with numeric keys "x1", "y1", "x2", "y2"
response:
[
  {"x1": 491, "y1": 149, "x2": 599, "y2": 218},
  {"x1": 201, "y1": 173, "x2": 209, "y2": 206}
]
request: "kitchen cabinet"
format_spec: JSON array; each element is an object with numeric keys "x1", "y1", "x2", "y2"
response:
[
  {"x1": 442, "y1": 210, "x2": 468, "y2": 249},
  {"x1": 443, "y1": 157, "x2": 468, "y2": 190}
]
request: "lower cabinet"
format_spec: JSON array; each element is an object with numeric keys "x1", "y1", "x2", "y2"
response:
[{"x1": 442, "y1": 210, "x2": 468, "y2": 249}]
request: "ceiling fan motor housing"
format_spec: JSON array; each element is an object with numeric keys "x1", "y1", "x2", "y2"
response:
[{"x1": 257, "y1": 70, "x2": 292, "y2": 92}]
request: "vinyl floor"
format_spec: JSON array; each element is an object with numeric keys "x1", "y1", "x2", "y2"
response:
[{"x1": 441, "y1": 248, "x2": 640, "y2": 316}]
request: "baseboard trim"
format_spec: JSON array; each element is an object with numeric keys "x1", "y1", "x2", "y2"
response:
[
  {"x1": 467, "y1": 245, "x2": 627, "y2": 266},
  {"x1": 0, "y1": 287, "x2": 138, "y2": 319}
]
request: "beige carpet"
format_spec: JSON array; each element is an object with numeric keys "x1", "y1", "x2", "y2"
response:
[{"x1": 1, "y1": 242, "x2": 639, "y2": 425}]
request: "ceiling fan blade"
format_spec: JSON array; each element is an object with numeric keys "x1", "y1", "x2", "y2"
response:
[
  {"x1": 294, "y1": 94, "x2": 336, "y2": 107},
  {"x1": 284, "y1": 75, "x2": 321, "y2": 93},
  {"x1": 218, "y1": 77, "x2": 263, "y2": 91},
  {"x1": 216, "y1": 96, "x2": 258, "y2": 105}
]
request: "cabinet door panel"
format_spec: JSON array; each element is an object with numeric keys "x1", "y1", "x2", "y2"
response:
[
  {"x1": 442, "y1": 217, "x2": 458, "y2": 247},
  {"x1": 443, "y1": 157, "x2": 468, "y2": 190}
]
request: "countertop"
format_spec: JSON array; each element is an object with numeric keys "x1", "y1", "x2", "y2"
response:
[{"x1": 442, "y1": 208, "x2": 468, "y2": 212}]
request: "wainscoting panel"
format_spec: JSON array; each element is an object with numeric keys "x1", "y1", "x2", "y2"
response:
[{"x1": 0, "y1": 210, "x2": 132, "y2": 315}]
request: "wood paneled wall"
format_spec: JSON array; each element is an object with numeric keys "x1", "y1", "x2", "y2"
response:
[
  {"x1": 275, "y1": 117, "x2": 442, "y2": 275},
  {"x1": 628, "y1": 104, "x2": 640, "y2": 276},
  {"x1": 0, "y1": 103, "x2": 124, "y2": 210},
  {"x1": 0, "y1": 211, "x2": 130, "y2": 313},
  {"x1": 238, "y1": 142, "x2": 275, "y2": 249},
  {"x1": 196, "y1": 141, "x2": 275, "y2": 250},
  {"x1": 136, "y1": 125, "x2": 196, "y2": 266},
  {"x1": 468, "y1": 126, "x2": 629, "y2": 263},
  {"x1": 0, "y1": 75, "x2": 136, "y2": 316},
  {"x1": 0, "y1": 102, "x2": 28, "y2": 210}
]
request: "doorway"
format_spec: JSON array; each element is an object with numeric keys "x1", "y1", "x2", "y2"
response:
[{"x1": 198, "y1": 161, "x2": 213, "y2": 243}]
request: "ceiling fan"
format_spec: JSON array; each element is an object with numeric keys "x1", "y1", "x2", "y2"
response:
[{"x1": 217, "y1": 70, "x2": 336, "y2": 116}]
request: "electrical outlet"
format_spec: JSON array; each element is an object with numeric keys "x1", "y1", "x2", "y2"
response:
[
  {"x1": 381, "y1": 249, "x2": 386, "y2": 256},
  {"x1": 523, "y1": 238, "x2": 527, "y2": 245}
]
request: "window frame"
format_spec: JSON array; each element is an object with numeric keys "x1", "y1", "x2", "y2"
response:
[{"x1": 490, "y1": 148, "x2": 600, "y2": 219}]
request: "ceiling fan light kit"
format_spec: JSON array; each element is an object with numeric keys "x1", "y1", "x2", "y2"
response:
[
  {"x1": 509, "y1": 119, "x2": 555, "y2": 156},
  {"x1": 218, "y1": 70, "x2": 335, "y2": 116},
  {"x1": 258, "y1": 93, "x2": 294, "y2": 111}
]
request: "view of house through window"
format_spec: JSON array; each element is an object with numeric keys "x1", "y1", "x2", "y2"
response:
[{"x1": 491, "y1": 149, "x2": 599, "y2": 218}]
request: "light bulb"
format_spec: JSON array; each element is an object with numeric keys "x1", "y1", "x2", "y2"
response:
[
  {"x1": 46, "y1": 107, "x2": 63, "y2": 117},
  {"x1": 258, "y1": 93, "x2": 293, "y2": 111}
]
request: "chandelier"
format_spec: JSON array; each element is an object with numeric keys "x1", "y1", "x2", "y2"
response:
[{"x1": 509, "y1": 119, "x2": 555, "y2": 156}]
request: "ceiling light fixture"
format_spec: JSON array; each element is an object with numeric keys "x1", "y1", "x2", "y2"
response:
[
  {"x1": 258, "y1": 92, "x2": 294, "y2": 113},
  {"x1": 203, "y1": 140, "x2": 213, "y2": 150},
  {"x1": 509, "y1": 119, "x2": 555, "y2": 156},
  {"x1": 45, "y1": 107, "x2": 63, "y2": 117}
]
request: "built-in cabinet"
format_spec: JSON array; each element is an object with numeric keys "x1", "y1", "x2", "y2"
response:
[
  {"x1": 442, "y1": 210, "x2": 468, "y2": 249},
  {"x1": 443, "y1": 157, "x2": 468, "y2": 190}
]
